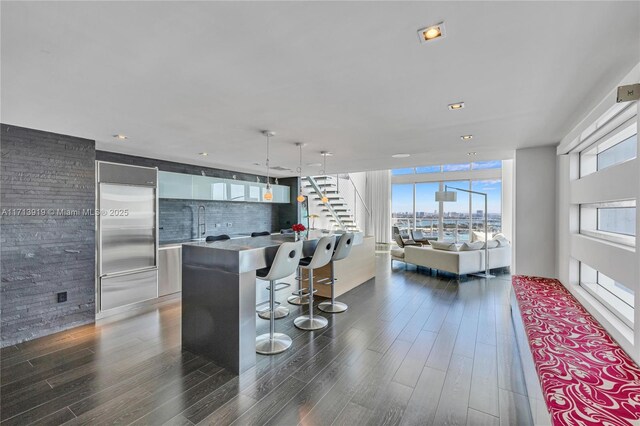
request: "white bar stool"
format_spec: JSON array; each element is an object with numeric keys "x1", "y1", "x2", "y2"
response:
[
  {"x1": 294, "y1": 235, "x2": 336, "y2": 331},
  {"x1": 318, "y1": 233, "x2": 354, "y2": 313},
  {"x1": 255, "y1": 240, "x2": 303, "y2": 355},
  {"x1": 287, "y1": 266, "x2": 309, "y2": 306},
  {"x1": 256, "y1": 283, "x2": 291, "y2": 320}
]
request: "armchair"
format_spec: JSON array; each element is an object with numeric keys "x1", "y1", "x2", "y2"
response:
[
  {"x1": 410, "y1": 229, "x2": 436, "y2": 244},
  {"x1": 394, "y1": 233, "x2": 422, "y2": 248}
]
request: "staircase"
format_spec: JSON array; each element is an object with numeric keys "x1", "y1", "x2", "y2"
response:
[{"x1": 303, "y1": 175, "x2": 363, "y2": 232}]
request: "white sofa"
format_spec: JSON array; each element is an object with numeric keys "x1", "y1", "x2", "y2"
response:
[{"x1": 404, "y1": 244, "x2": 511, "y2": 275}]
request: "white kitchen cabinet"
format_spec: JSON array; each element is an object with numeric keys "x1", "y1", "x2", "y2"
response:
[{"x1": 158, "y1": 171, "x2": 290, "y2": 203}]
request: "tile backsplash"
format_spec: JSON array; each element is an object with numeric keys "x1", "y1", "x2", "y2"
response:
[{"x1": 160, "y1": 199, "x2": 280, "y2": 241}]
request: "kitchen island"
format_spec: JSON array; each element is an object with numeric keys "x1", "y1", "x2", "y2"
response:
[{"x1": 181, "y1": 231, "x2": 373, "y2": 374}]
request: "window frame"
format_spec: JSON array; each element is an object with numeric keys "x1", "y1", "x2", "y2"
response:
[
  {"x1": 579, "y1": 122, "x2": 637, "y2": 178},
  {"x1": 579, "y1": 200, "x2": 636, "y2": 247},
  {"x1": 580, "y1": 262, "x2": 634, "y2": 328}
]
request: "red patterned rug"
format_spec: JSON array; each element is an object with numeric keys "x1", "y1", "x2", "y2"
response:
[{"x1": 512, "y1": 275, "x2": 640, "y2": 426}]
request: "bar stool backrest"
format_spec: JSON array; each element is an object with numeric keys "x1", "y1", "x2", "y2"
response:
[
  {"x1": 260, "y1": 241, "x2": 303, "y2": 282},
  {"x1": 303, "y1": 235, "x2": 336, "y2": 270},
  {"x1": 206, "y1": 234, "x2": 230, "y2": 242},
  {"x1": 251, "y1": 231, "x2": 271, "y2": 237},
  {"x1": 332, "y1": 233, "x2": 354, "y2": 261}
]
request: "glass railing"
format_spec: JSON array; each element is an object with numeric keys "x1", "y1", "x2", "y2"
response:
[{"x1": 392, "y1": 217, "x2": 502, "y2": 242}]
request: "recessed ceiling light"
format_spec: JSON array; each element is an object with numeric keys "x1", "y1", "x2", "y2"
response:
[
  {"x1": 467, "y1": 152, "x2": 477, "y2": 156},
  {"x1": 418, "y1": 22, "x2": 446, "y2": 43},
  {"x1": 461, "y1": 135, "x2": 473, "y2": 141},
  {"x1": 448, "y1": 102, "x2": 465, "y2": 111},
  {"x1": 113, "y1": 134, "x2": 128, "y2": 140},
  {"x1": 306, "y1": 162, "x2": 322, "y2": 167},
  {"x1": 320, "y1": 152, "x2": 333, "y2": 156},
  {"x1": 199, "y1": 152, "x2": 208, "y2": 156},
  {"x1": 391, "y1": 154, "x2": 411, "y2": 158}
]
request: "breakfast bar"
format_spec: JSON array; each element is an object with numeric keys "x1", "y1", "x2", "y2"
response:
[{"x1": 181, "y1": 232, "x2": 374, "y2": 374}]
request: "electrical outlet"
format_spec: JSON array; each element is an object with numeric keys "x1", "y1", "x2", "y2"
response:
[
  {"x1": 226, "y1": 222, "x2": 232, "y2": 227},
  {"x1": 57, "y1": 292, "x2": 67, "y2": 303},
  {"x1": 214, "y1": 223, "x2": 221, "y2": 228}
]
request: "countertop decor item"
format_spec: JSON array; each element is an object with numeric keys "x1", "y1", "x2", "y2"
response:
[
  {"x1": 292, "y1": 223, "x2": 306, "y2": 240},
  {"x1": 306, "y1": 214, "x2": 319, "y2": 229}
]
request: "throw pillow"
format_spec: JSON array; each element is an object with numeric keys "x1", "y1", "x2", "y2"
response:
[
  {"x1": 495, "y1": 237, "x2": 510, "y2": 247},
  {"x1": 471, "y1": 231, "x2": 494, "y2": 242},
  {"x1": 431, "y1": 241, "x2": 459, "y2": 252},
  {"x1": 460, "y1": 241, "x2": 484, "y2": 251},
  {"x1": 492, "y1": 233, "x2": 510, "y2": 247},
  {"x1": 483, "y1": 239, "x2": 499, "y2": 249}
]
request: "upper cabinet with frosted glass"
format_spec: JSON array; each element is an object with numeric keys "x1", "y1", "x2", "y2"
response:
[{"x1": 158, "y1": 171, "x2": 291, "y2": 203}]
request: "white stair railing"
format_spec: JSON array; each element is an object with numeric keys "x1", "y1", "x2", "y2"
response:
[
  {"x1": 305, "y1": 176, "x2": 348, "y2": 231},
  {"x1": 303, "y1": 175, "x2": 364, "y2": 232}
]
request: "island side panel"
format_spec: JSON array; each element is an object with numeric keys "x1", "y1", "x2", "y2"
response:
[
  {"x1": 182, "y1": 245, "x2": 257, "y2": 374},
  {"x1": 303, "y1": 236, "x2": 376, "y2": 298},
  {"x1": 238, "y1": 270, "x2": 258, "y2": 373}
]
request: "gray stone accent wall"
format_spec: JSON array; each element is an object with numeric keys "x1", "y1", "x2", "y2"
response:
[
  {"x1": 96, "y1": 151, "x2": 299, "y2": 241},
  {"x1": 1, "y1": 124, "x2": 96, "y2": 347}
]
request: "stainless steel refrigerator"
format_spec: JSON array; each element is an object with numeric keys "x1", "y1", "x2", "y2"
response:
[{"x1": 96, "y1": 161, "x2": 158, "y2": 314}]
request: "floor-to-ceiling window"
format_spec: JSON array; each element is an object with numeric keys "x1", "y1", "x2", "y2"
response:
[
  {"x1": 471, "y1": 179, "x2": 502, "y2": 236},
  {"x1": 391, "y1": 161, "x2": 503, "y2": 241},
  {"x1": 415, "y1": 182, "x2": 440, "y2": 237},
  {"x1": 443, "y1": 180, "x2": 471, "y2": 241},
  {"x1": 391, "y1": 183, "x2": 414, "y2": 233}
]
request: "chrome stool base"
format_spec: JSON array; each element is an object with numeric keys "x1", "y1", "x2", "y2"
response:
[
  {"x1": 294, "y1": 315, "x2": 328, "y2": 330},
  {"x1": 256, "y1": 332, "x2": 292, "y2": 355},
  {"x1": 318, "y1": 301, "x2": 348, "y2": 313},
  {"x1": 258, "y1": 305, "x2": 289, "y2": 320},
  {"x1": 287, "y1": 295, "x2": 309, "y2": 305}
]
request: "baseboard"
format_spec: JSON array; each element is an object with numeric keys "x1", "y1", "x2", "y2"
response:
[{"x1": 96, "y1": 292, "x2": 181, "y2": 324}]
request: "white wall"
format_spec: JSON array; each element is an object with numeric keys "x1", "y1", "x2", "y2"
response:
[
  {"x1": 501, "y1": 159, "x2": 514, "y2": 242},
  {"x1": 556, "y1": 153, "x2": 576, "y2": 283},
  {"x1": 514, "y1": 146, "x2": 558, "y2": 277}
]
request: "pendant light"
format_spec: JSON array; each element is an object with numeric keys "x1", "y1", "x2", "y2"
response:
[
  {"x1": 262, "y1": 130, "x2": 274, "y2": 201},
  {"x1": 320, "y1": 151, "x2": 329, "y2": 204},
  {"x1": 295, "y1": 142, "x2": 306, "y2": 203}
]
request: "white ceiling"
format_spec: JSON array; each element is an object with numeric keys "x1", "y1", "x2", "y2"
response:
[{"x1": 2, "y1": 1, "x2": 639, "y2": 176}]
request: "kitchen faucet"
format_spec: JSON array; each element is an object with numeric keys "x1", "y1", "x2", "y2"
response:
[{"x1": 197, "y1": 205, "x2": 206, "y2": 238}]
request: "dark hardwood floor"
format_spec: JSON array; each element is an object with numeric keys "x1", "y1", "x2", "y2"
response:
[{"x1": 0, "y1": 255, "x2": 533, "y2": 425}]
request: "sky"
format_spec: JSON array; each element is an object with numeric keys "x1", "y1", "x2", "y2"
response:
[
  {"x1": 392, "y1": 160, "x2": 502, "y2": 176},
  {"x1": 392, "y1": 179, "x2": 502, "y2": 215}
]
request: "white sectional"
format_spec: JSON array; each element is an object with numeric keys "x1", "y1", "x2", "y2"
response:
[{"x1": 404, "y1": 244, "x2": 511, "y2": 275}]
